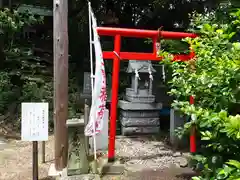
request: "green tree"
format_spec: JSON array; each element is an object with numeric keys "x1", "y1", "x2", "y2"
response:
[
  {"x1": 160, "y1": 5, "x2": 240, "y2": 180},
  {"x1": 0, "y1": 8, "x2": 51, "y2": 125}
]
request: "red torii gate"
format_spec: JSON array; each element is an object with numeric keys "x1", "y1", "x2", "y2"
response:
[{"x1": 96, "y1": 27, "x2": 197, "y2": 161}]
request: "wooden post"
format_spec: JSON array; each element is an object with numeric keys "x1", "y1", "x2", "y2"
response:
[
  {"x1": 8, "y1": 0, "x2": 11, "y2": 8},
  {"x1": 32, "y1": 141, "x2": 38, "y2": 180},
  {"x1": 84, "y1": 99, "x2": 90, "y2": 155},
  {"x1": 41, "y1": 141, "x2": 45, "y2": 163},
  {"x1": 53, "y1": 0, "x2": 69, "y2": 170}
]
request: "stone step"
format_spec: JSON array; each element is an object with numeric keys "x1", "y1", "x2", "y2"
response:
[
  {"x1": 124, "y1": 164, "x2": 196, "y2": 180},
  {"x1": 121, "y1": 126, "x2": 160, "y2": 136},
  {"x1": 120, "y1": 117, "x2": 160, "y2": 127}
]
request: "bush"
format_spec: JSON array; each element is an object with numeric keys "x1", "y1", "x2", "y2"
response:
[
  {"x1": 0, "y1": 72, "x2": 15, "y2": 113},
  {"x1": 160, "y1": 6, "x2": 240, "y2": 180},
  {"x1": 0, "y1": 8, "x2": 52, "y2": 127}
]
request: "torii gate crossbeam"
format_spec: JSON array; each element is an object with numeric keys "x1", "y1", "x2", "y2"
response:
[{"x1": 96, "y1": 27, "x2": 197, "y2": 161}]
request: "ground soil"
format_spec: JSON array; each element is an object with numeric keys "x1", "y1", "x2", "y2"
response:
[
  {"x1": 0, "y1": 135, "x2": 54, "y2": 180},
  {"x1": 0, "y1": 129, "x2": 195, "y2": 180}
]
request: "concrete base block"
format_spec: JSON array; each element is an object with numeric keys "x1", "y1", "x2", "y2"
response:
[
  {"x1": 54, "y1": 167, "x2": 100, "y2": 180},
  {"x1": 58, "y1": 174, "x2": 100, "y2": 180},
  {"x1": 120, "y1": 110, "x2": 159, "y2": 118},
  {"x1": 122, "y1": 126, "x2": 160, "y2": 135},
  {"x1": 120, "y1": 117, "x2": 160, "y2": 127},
  {"x1": 119, "y1": 100, "x2": 162, "y2": 110},
  {"x1": 102, "y1": 163, "x2": 125, "y2": 175},
  {"x1": 49, "y1": 158, "x2": 124, "y2": 179},
  {"x1": 97, "y1": 157, "x2": 125, "y2": 175},
  {"x1": 48, "y1": 163, "x2": 63, "y2": 177}
]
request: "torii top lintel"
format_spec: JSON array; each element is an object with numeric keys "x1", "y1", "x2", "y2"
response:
[
  {"x1": 97, "y1": 27, "x2": 197, "y2": 61},
  {"x1": 97, "y1": 27, "x2": 197, "y2": 39}
]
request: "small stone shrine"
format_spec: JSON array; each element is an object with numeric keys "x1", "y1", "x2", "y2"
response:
[{"x1": 119, "y1": 60, "x2": 162, "y2": 135}]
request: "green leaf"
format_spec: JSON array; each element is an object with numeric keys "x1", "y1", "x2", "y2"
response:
[
  {"x1": 192, "y1": 177, "x2": 201, "y2": 180},
  {"x1": 201, "y1": 137, "x2": 211, "y2": 140},
  {"x1": 227, "y1": 160, "x2": 240, "y2": 169},
  {"x1": 217, "y1": 169, "x2": 229, "y2": 179}
]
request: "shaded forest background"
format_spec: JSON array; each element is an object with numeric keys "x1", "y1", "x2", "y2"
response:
[{"x1": 0, "y1": 0, "x2": 238, "y2": 132}]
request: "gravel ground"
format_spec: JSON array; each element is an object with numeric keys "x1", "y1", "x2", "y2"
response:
[
  {"x1": 0, "y1": 134, "x2": 194, "y2": 180},
  {"x1": 115, "y1": 136, "x2": 189, "y2": 169},
  {"x1": 113, "y1": 136, "x2": 194, "y2": 180}
]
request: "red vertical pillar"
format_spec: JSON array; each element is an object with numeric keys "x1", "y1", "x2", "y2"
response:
[
  {"x1": 190, "y1": 95, "x2": 196, "y2": 153},
  {"x1": 108, "y1": 34, "x2": 121, "y2": 161},
  {"x1": 190, "y1": 95, "x2": 194, "y2": 105},
  {"x1": 189, "y1": 46, "x2": 195, "y2": 59},
  {"x1": 153, "y1": 38, "x2": 157, "y2": 56}
]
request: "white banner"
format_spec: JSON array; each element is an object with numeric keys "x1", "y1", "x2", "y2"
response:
[{"x1": 84, "y1": 4, "x2": 107, "y2": 136}]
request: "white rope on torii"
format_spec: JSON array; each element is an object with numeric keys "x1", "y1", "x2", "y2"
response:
[{"x1": 162, "y1": 64, "x2": 166, "y2": 82}]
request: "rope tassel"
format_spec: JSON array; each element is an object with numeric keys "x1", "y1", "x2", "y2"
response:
[
  {"x1": 134, "y1": 69, "x2": 140, "y2": 94},
  {"x1": 148, "y1": 66, "x2": 153, "y2": 95}
]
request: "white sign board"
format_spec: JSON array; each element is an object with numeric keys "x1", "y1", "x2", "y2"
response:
[{"x1": 21, "y1": 103, "x2": 49, "y2": 141}]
